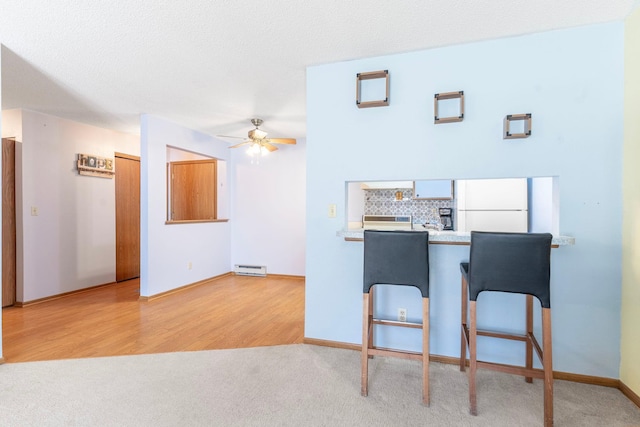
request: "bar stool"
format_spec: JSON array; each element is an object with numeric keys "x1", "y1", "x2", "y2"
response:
[
  {"x1": 460, "y1": 231, "x2": 553, "y2": 426},
  {"x1": 361, "y1": 230, "x2": 430, "y2": 405}
]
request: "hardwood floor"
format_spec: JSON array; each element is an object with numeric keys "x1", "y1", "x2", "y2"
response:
[{"x1": 1, "y1": 274, "x2": 305, "y2": 363}]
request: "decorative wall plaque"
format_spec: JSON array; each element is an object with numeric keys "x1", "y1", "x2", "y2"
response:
[{"x1": 77, "y1": 153, "x2": 115, "y2": 178}]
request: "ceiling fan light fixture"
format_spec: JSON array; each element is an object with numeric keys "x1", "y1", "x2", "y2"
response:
[
  {"x1": 246, "y1": 141, "x2": 270, "y2": 157},
  {"x1": 227, "y1": 118, "x2": 296, "y2": 158},
  {"x1": 248, "y1": 128, "x2": 268, "y2": 140}
]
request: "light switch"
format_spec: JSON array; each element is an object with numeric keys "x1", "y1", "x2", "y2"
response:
[
  {"x1": 328, "y1": 204, "x2": 337, "y2": 218},
  {"x1": 31, "y1": 206, "x2": 39, "y2": 216}
]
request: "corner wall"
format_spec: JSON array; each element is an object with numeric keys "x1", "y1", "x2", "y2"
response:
[
  {"x1": 140, "y1": 115, "x2": 232, "y2": 297},
  {"x1": 621, "y1": 6, "x2": 640, "y2": 396},
  {"x1": 306, "y1": 23, "x2": 624, "y2": 377}
]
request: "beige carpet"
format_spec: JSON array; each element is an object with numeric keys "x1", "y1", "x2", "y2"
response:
[{"x1": 0, "y1": 344, "x2": 639, "y2": 426}]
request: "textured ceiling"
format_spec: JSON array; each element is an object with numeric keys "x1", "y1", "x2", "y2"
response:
[{"x1": 0, "y1": 1, "x2": 637, "y2": 139}]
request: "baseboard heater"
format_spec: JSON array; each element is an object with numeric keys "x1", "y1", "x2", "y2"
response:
[{"x1": 234, "y1": 264, "x2": 267, "y2": 277}]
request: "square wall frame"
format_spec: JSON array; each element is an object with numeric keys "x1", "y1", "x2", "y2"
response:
[
  {"x1": 504, "y1": 113, "x2": 532, "y2": 139},
  {"x1": 434, "y1": 91, "x2": 464, "y2": 124},
  {"x1": 356, "y1": 70, "x2": 390, "y2": 108}
]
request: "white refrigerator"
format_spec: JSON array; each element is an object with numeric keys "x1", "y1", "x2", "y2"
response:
[{"x1": 456, "y1": 178, "x2": 528, "y2": 232}]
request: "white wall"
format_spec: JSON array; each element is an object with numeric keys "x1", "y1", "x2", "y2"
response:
[
  {"x1": 347, "y1": 182, "x2": 365, "y2": 227},
  {"x1": 230, "y1": 140, "x2": 306, "y2": 276},
  {"x1": 140, "y1": 115, "x2": 232, "y2": 297},
  {"x1": 306, "y1": 23, "x2": 624, "y2": 378},
  {"x1": 1, "y1": 109, "x2": 22, "y2": 139},
  {"x1": 2, "y1": 109, "x2": 139, "y2": 302}
]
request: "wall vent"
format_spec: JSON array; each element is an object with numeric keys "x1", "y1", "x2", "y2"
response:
[{"x1": 234, "y1": 264, "x2": 267, "y2": 277}]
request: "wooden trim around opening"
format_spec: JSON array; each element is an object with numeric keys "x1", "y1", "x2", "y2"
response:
[
  {"x1": 304, "y1": 338, "x2": 489, "y2": 367},
  {"x1": 14, "y1": 281, "x2": 119, "y2": 307},
  {"x1": 139, "y1": 273, "x2": 304, "y2": 301},
  {"x1": 619, "y1": 381, "x2": 640, "y2": 408},
  {"x1": 15, "y1": 272, "x2": 302, "y2": 306},
  {"x1": 139, "y1": 272, "x2": 234, "y2": 301},
  {"x1": 261, "y1": 274, "x2": 305, "y2": 280},
  {"x1": 114, "y1": 152, "x2": 140, "y2": 161},
  {"x1": 165, "y1": 219, "x2": 229, "y2": 225},
  {"x1": 304, "y1": 337, "x2": 361, "y2": 352},
  {"x1": 304, "y1": 338, "x2": 633, "y2": 402}
]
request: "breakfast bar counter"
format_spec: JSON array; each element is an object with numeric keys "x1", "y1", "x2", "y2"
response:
[{"x1": 337, "y1": 229, "x2": 575, "y2": 247}]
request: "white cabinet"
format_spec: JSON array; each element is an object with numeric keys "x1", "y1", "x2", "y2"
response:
[
  {"x1": 456, "y1": 178, "x2": 528, "y2": 210},
  {"x1": 413, "y1": 179, "x2": 454, "y2": 199},
  {"x1": 457, "y1": 210, "x2": 529, "y2": 232},
  {"x1": 456, "y1": 178, "x2": 528, "y2": 232}
]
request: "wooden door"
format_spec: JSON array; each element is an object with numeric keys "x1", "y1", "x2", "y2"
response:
[
  {"x1": 115, "y1": 153, "x2": 140, "y2": 282},
  {"x1": 2, "y1": 138, "x2": 17, "y2": 307}
]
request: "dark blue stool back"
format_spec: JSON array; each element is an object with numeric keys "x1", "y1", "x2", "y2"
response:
[
  {"x1": 363, "y1": 230, "x2": 430, "y2": 298},
  {"x1": 464, "y1": 231, "x2": 552, "y2": 308}
]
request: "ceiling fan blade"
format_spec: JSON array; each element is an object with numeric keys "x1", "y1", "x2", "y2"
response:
[
  {"x1": 263, "y1": 142, "x2": 279, "y2": 152},
  {"x1": 217, "y1": 135, "x2": 246, "y2": 140},
  {"x1": 228, "y1": 141, "x2": 251, "y2": 149},
  {"x1": 268, "y1": 138, "x2": 296, "y2": 145}
]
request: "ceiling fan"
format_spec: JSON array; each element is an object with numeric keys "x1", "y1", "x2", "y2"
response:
[{"x1": 220, "y1": 118, "x2": 296, "y2": 155}]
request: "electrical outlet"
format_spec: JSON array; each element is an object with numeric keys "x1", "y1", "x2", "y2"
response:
[
  {"x1": 398, "y1": 308, "x2": 407, "y2": 322},
  {"x1": 328, "y1": 204, "x2": 337, "y2": 218},
  {"x1": 187, "y1": 262, "x2": 192, "y2": 270}
]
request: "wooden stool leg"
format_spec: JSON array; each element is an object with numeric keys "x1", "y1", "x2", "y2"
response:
[
  {"x1": 460, "y1": 276, "x2": 468, "y2": 372},
  {"x1": 469, "y1": 300, "x2": 478, "y2": 416},
  {"x1": 525, "y1": 295, "x2": 534, "y2": 383},
  {"x1": 368, "y1": 287, "x2": 375, "y2": 357},
  {"x1": 542, "y1": 307, "x2": 554, "y2": 427},
  {"x1": 361, "y1": 293, "x2": 370, "y2": 397},
  {"x1": 422, "y1": 297, "x2": 430, "y2": 406}
]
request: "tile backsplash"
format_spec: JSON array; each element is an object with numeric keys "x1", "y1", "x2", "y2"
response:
[{"x1": 364, "y1": 189, "x2": 455, "y2": 225}]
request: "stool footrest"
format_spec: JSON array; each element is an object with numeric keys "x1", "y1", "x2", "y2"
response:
[
  {"x1": 476, "y1": 329, "x2": 528, "y2": 342},
  {"x1": 476, "y1": 360, "x2": 545, "y2": 379},
  {"x1": 373, "y1": 318, "x2": 423, "y2": 329},
  {"x1": 368, "y1": 346, "x2": 425, "y2": 362},
  {"x1": 462, "y1": 324, "x2": 545, "y2": 363}
]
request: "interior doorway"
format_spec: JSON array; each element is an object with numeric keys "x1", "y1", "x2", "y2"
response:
[{"x1": 115, "y1": 153, "x2": 140, "y2": 282}]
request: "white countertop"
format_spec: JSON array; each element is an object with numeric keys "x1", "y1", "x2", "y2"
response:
[{"x1": 337, "y1": 228, "x2": 575, "y2": 246}]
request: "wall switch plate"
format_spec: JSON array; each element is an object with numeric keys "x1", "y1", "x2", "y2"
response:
[
  {"x1": 188, "y1": 262, "x2": 192, "y2": 270},
  {"x1": 31, "y1": 206, "x2": 39, "y2": 216},
  {"x1": 328, "y1": 204, "x2": 337, "y2": 218},
  {"x1": 398, "y1": 308, "x2": 407, "y2": 322}
]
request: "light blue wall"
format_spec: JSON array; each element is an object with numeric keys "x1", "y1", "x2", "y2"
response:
[
  {"x1": 140, "y1": 114, "x2": 232, "y2": 297},
  {"x1": 306, "y1": 23, "x2": 623, "y2": 377}
]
